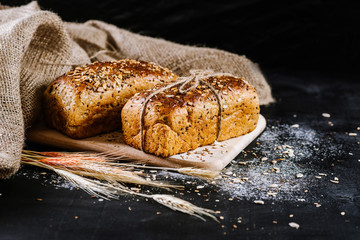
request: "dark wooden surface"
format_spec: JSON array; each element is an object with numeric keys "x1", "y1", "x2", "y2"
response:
[
  {"x1": 0, "y1": 1, "x2": 359, "y2": 239},
  {"x1": 1, "y1": 70, "x2": 359, "y2": 240}
]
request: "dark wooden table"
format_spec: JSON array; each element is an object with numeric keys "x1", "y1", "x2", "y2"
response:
[{"x1": 1, "y1": 69, "x2": 359, "y2": 240}]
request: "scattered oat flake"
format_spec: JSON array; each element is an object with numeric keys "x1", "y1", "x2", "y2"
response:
[
  {"x1": 349, "y1": 133, "x2": 357, "y2": 136},
  {"x1": 296, "y1": 173, "x2": 304, "y2": 178},
  {"x1": 322, "y1": 113, "x2": 331, "y2": 118},
  {"x1": 238, "y1": 161, "x2": 248, "y2": 165},
  {"x1": 283, "y1": 149, "x2": 295, "y2": 157},
  {"x1": 289, "y1": 222, "x2": 300, "y2": 229},
  {"x1": 254, "y1": 200, "x2": 265, "y2": 205},
  {"x1": 291, "y1": 124, "x2": 299, "y2": 128},
  {"x1": 330, "y1": 180, "x2": 339, "y2": 184},
  {"x1": 37, "y1": 198, "x2": 43, "y2": 201},
  {"x1": 341, "y1": 212, "x2": 346, "y2": 216}
]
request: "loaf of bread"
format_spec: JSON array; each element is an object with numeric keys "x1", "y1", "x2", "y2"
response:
[
  {"x1": 43, "y1": 59, "x2": 178, "y2": 139},
  {"x1": 121, "y1": 74, "x2": 260, "y2": 157}
]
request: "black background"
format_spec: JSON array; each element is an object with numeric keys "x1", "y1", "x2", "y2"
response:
[
  {"x1": 0, "y1": 1, "x2": 360, "y2": 240},
  {"x1": 2, "y1": 0, "x2": 360, "y2": 73}
]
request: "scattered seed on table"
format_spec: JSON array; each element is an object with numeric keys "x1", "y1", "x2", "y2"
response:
[
  {"x1": 289, "y1": 222, "x2": 300, "y2": 229},
  {"x1": 254, "y1": 200, "x2": 265, "y2": 205},
  {"x1": 296, "y1": 173, "x2": 304, "y2": 178}
]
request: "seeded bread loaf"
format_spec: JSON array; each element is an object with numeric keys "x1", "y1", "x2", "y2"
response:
[
  {"x1": 121, "y1": 74, "x2": 260, "y2": 157},
  {"x1": 43, "y1": 59, "x2": 178, "y2": 139}
]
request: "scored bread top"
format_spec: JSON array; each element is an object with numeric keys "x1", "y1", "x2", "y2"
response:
[
  {"x1": 58, "y1": 59, "x2": 176, "y2": 93},
  {"x1": 43, "y1": 59, "x2": 178, "y2": 139},
  {"x1": 131, "y1": 74, "x2": 255, "y2": 108}
]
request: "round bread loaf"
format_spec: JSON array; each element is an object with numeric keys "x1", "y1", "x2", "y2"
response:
[{"x1": 43, "y1": 59, "x2": 178, "y2": 138}]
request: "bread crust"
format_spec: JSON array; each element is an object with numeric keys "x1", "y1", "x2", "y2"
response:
[
  {"x1": 121, "y1": 75, "x2": 260, "y2": 157},
  {"x1": 43, "y1": 59, "x2": 178, "y2": 138}
]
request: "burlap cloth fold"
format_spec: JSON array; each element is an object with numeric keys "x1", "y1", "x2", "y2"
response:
[{"x1": 0, "y1": 2, "x2": 274, "y2": 178}]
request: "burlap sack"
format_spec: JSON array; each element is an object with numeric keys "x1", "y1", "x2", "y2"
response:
[{"x1": 0, "y1": 2, "x2": 274, "y2": 178}]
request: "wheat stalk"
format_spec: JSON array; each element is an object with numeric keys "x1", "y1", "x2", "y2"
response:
[
  {"x1": 22, "y1": 150, "x2": 178, "y2": 189},
  {"x1": 24, "y1": 160, "x2": 119, "y2": 200},
  {"x1": 96, "y1": 163, "x2": 220, "y2": 180},
  {"x1": 151, "y1": 194, "x2": 219, "y2": 222},
  {"x1": 21, "y1": 150, "x2": 218, "y2": 221},
  {"x1": 177, "y1": 167, "x2": 220, "y2": 179}
]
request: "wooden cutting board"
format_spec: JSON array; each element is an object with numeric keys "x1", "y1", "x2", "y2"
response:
[{"x1": 26, "y1": 115, "x2": 266, "y2": 171}]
